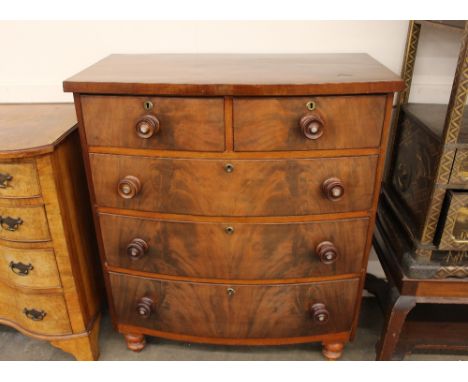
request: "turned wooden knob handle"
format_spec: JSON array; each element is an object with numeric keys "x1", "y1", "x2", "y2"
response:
[
  {"x1": 118, "y1": 175, "x2": 141, "y2": 199},
  {"x1": 321, "y1": 177, "x2": 344, "y2": 201},
  {"x1": 127, "y1": 238, "x2": 149, "y2": 259},
  {"x1": 136, "y1": 297, "x2": 154, "y2": 318},
  {"x1": 310, "y1": 303, "x2": 329, "y2": 324},
  {"x1": 136, "y1": 115, "x2": 160, "y2": 139},
  {"x1": 299, "y1": 113, "x2": 325, "y2": 140},
  {"x1": 316, "y1": 241, "x2": 338, "y2": 265}
]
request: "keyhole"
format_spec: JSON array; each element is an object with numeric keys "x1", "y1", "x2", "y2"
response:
[{"x1": 144, "y1": 100, "x2": 153, "y2": 110}]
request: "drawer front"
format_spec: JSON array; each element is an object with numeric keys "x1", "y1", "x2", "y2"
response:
[
  {"x1": 0, "y1": 280, "x2": 71, "y2": 335},
  {"x1": 0, "y1": 160, "x2": 41, "y2": 199},
  {"x1": 233, "y1": 96, "x2": 386, "y2": 151},
  {"x1": 81, "y1": 96, "x2": 225, "y2": 151},
  {"x1": 110, "y1": 273, "x2": 359, "y2": 339},
  {"x1": 449, "y1": 149, "x2": 468, "y2": 184},
  {"x1": 0, "y1": 246, "x2": 61, "y2": 289},
  {"x1": 100, "y1": 213, "x2": 368, "y2": 279},
  {"x1": 91, "y1": 154, "x2": 377, "y2": 216},
  {"x1": 0, "y1": 206, "x2": 50, "y2": 242},
  {"x1": 438, "y1": 191, "x2": 468, "y2": 250}
]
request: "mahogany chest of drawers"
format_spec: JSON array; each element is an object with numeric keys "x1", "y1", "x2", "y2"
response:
[
  {"x1": 0, "y1": 104, "x2": 101, "y2": 360},
  {"x1": 64, "y1": 54, "x2": 403, "y2": 360}
]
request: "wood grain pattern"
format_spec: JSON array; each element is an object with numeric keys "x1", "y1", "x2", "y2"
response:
[
  {"x1": 90, "y1": 154, "x2": 378, "y2": 216},
  {"x1": 0, "y1": 279, "x2": 71, "y2": 336},
  {"x1": 109, "y1": 273, "x2": 359, "y2": 339},
  {"x1": 63, "y1": 54, "x2": 404, "y2": 96},
  {"x1": 0, "y1": 205, "x2": 50, "y2": 242},
  {"x1": 0, "y1": 246, "x2": 61, "y2": 289},
  {"x1": 234, "y1": 96, "x2": 386, "y2": 151},
  {"x1": 0, "y1": 104, "x2": 77, "y2": 157},
  {"x1": 0, "y1": 159, "x2": 41, "y2": 198},
  {"x1": 81, "y1": 96, "x2": 225, "y2": 151},
  {"x1": 99, "y1": 213, "x2": 369, "y2": 279}
]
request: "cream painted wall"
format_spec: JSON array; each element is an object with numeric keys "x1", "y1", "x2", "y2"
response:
[{"x1": 0, "y1": 20, "x2": 411, "y2": 102}]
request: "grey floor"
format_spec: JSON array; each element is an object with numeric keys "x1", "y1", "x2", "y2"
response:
[{"x1": 1, "y1": 298, "x2": 468, "y2": 361}]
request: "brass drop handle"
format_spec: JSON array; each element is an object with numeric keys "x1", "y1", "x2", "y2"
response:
[
  {"x1": 299, "y1": 113, "x2": 325, "y2": 140},
  {"x1": 127, "y1": 238, "x2": 149, "y2": 259},
  {"x1": 321, "y1": 177, "x2": 344, "y2": 201},
  {"x1": 118, "y1": 175, "x2": 141, "y2": 199},
  {"x1": 0, "y1": 173, "x2": 13, "y2": 188},
  {"x1": 310, "y1": 303, "x2": 329, "y2": 324},
  {"x1": 9, "y1": 261, "x2": 34, "y2": 276},
  {"x1": 136, "y1": 297, "x2": 154, "y2": 318},
  {"x1": 0, "y1": 216, "x2": 23, "y2": 231},
  {"x1": 23, "y1": 308, "x2": 46, "y2": 321},
  {"x1": 136, "y1": 115, "x2": 160, "y2": 139},
  {"x1": 315, "y1": 241, "x2": 338, "y2": 265}
]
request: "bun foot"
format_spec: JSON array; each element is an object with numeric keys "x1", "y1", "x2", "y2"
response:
[
  {"x1": 124, "y1": 333, "x2": 146, "y2": 352},
  {"x1": 322, "y1": 342, "x2": 344, "y2": 360}
]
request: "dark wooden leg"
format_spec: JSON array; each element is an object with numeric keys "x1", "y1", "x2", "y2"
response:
[
  {"x1": 322, "y1": 342, "x2": 345, "y2": 360},
  {"x1": 365, "y1": 273, "x2": 391, "y2": 311},
  {"x1": 124, "y1": 333, "x2": 146, "y2": 352},
  {"x1": 376, "y1": 287, "x2": 416, "y2": 361}
]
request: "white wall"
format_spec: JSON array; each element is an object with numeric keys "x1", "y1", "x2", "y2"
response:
[{"x1": 0, "y1": 21, "x2": 412, "y2": 102}]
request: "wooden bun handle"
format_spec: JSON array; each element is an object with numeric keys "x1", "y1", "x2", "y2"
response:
[
  {"x1": 118, "y1": 175, "x2": 141, "y2": 199},
  {"x1": 321, "y1": 177, "x2": 344, "y2": 201},
  {"x1": 310, "y1": 303, "x2": 329, "y2": 324},
  {"x1": 299, "y1": 113, "x2": 325, "y2": 140},
  {"x1": 136, "y1": 297, "x2": 154, "y2": 318},
  {"x1": 127, "y1": 238, "x2": 149, "y2": 259},
  {"x1": 136, "y1": 115, "x2": 160, "y2": 139},
  {"x1": 316, "y1": 241, "x2": 338, "y2": 265}
]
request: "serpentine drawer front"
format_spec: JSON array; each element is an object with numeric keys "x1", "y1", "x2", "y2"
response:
[
  {"x1": 0, "y1": 104, "x2": 101, "y2": 360},
  {"x1": 64, "y1": 53, "x2": 403, "y2": 359}
]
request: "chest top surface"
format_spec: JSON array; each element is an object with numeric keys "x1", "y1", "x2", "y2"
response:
[
  {"x1": 0, "y1": 103, "x2": 77, "y2": 156},
  {"x1": 63, "y1": 54, "x2": 403, "y2": 96}
]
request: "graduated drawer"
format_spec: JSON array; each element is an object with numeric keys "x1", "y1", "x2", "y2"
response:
[
  {"x1": 233, "y1": 95, "x2": 386, "y2": 151},
  {"x1": 90, "y1": 154, "x2": 377, "y2": 216},
  {"x1": 100, "y1": 213, "x2": 368, "y2": 279},
  {"x1": 0, "y1": 280, "x2": 71, "y2": 335},
  {"x1": 81, "y1": 95, "x2": 225, "y2": 151},
  {"x1": 0, "y1": 205, "x2": 50, "y2": 242},
  {"x1": 0, "y1": 246, "x2": 61, "y2": 289},
  {"x1": 0, "y1": 159, "x2": 41, "y2": 199},
  {"x1": 110, "y1": 273, "x2": 359, "y2": 339}
]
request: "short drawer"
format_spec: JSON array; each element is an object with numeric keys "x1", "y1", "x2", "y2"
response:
[
  {"x1": 0, "y1": 206, "x2": 50, "y2": 242},
  {"x1": 90, "y1": 154, "x2": 377, "y2": 216},
  {"x1": 0, "y1": 160, "x2": 41, "y2": 199},
  {"x1": 100, "y1": 213, "x2": 368, "y2": 279},
  {"x1": 81, "y1": 96, "x2": 225, "y2": 151},
  {"x1": 437, "y1": 191, "x2": 468, "y2": 250},
  {"x1": 0, "y1": 246, "x2": 61, "y2": 289},
  {"x1": 0, "y1": 280, "x2": 71, "y2": 336},
  {"x1": 110, "y1": 273, "x2": 359, "y2": 339},
  {"x1": 233, "y1": 95, "x2": 386, "y2": 151}
]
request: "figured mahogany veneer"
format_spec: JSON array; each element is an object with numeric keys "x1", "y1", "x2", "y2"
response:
[
  {"x1": 65, "y1": 54, "x2": 402, "y2": 360},
  {"x1": 90, "y1": 154, "x2": 377, "y2": 216},
  {"x1": 99, "y1": 213, "x2": 368, "y2": 279}
]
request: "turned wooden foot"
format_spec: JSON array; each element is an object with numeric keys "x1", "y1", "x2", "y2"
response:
[
  {"x1": 322, "y1": 342, "x2": 345, "y2": 360},
  {"x1": 124, "y1": 333, "x2": 146, "y2": 352}
]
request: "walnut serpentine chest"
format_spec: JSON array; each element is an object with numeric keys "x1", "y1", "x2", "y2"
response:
[{"x1": 64, "y1": 54, "x2": 403, "y2": 360}]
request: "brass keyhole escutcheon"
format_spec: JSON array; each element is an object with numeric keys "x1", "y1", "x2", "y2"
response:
[
  {"x1": 225, "y1": 226, "x2": 234, "y2": 235},
  {"x1": 224, "y1": 163, "x2": 234, "y2": 173},
  {"x1": 143, "y1": 100, "x2": 153, "y2": 110},
  {"x1": 227, "y1": 287, "x2": 236, "y2": 296},
  {"x1": 306, "y1": 101, "x2": 316, "y2": 111}
]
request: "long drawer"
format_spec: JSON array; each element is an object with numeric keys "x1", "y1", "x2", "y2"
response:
[
  {"x1": 0, "y1": 280, "x2": 71, "y2": 336},
  {"x1": 90, "y1": 154, "x2": 377, "y2": 216},
  {"x1": 81, "y1": 96, "x2": 225, "y2": 152},
  {"x1": 110, "y1": 273, "x2": 359, "y2": 339},
  {"x1": 234, "y1": 95, "x2": 386, "y2": 151},
  {"x1": 100, "y1": 213, "x2": 368, "y2": 279}
]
